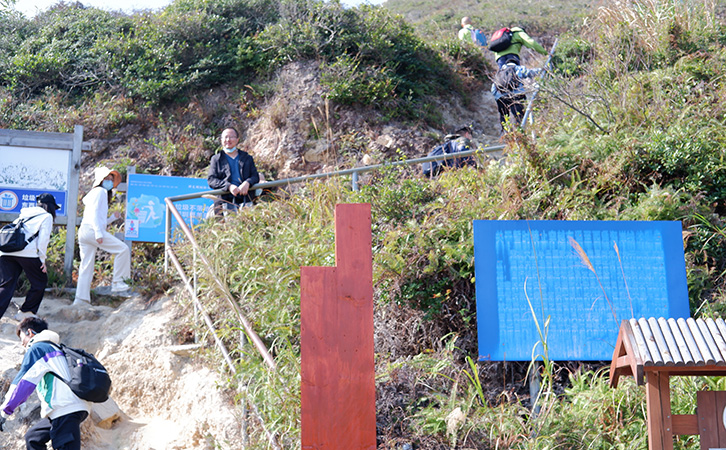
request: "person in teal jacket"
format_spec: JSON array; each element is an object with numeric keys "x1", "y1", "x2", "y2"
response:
[
  {"x1": 0, "y1": 317, "x2": 89, "y2": 450},
  {"x1": 493, "y1": 27, "x2": 548, "y2": 68}
]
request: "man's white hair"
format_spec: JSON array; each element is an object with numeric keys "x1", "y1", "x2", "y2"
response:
[{"x1": 461, "y1": 16, "x2": 472, "y2": 27}]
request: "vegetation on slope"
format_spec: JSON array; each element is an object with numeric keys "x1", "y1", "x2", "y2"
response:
[
  {"x1": 0, "y1": 0, "x2": 487, "y2": 127},
  {"x1": 384, "y1": 0, "x2": 594, "y2": 40}
]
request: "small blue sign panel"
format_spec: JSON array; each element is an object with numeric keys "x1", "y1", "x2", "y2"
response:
[
  {"x1": 125, "y1": 174, "x2": 213, "y2": 243},
  {"x1": 0, "y1": 189, "x2": 67, "y2": 216},
  {"x1": 474, "y1": 220, "x2": 690, "y2": 361}
]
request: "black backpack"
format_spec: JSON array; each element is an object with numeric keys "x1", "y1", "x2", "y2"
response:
[
  {"x1": 493, "y1": 65, "x2": 521, "y2": 97},
  {"x1": 51, "y1": 343, "x2": 112, "y2": 403},
  {"x1": 488, "y1": 27, "x2": 514, "y2": 52},
  {"x1": 422, "y1": 141, "x2": 455, "y2": 178},
  {"x1": 0, "y1": 214, "x2": 42, "y2": 253},
  {"x1": 421, "y1": 139, "x2": 474, "y2": 178}
]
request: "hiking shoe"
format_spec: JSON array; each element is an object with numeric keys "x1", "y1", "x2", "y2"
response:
[
  {"x1": 14, "y1": 311, "x2": 36, "y2": 321},
  {"x1": 111, "y1": 281, "x2": 131, "y2": 293}
]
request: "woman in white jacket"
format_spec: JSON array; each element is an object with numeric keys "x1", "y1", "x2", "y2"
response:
[
  {"x1": 0, "y1": 193, "x2": 60, "y2": 320},
  {"x1": 73, "y1": 167, "x2": 130, "y2": 306}
]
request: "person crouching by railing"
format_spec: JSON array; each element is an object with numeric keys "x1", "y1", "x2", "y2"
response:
[{"x1": 207, "y1": 126, "x2": 260, "y2": 216}]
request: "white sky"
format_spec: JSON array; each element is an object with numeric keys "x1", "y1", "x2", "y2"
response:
[{"x1": 13, "y1": 0, "x2": 383, "y2": 17}]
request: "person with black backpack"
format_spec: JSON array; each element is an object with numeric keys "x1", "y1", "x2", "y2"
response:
[
  {"x1": 490, "y1": 62, "x2": 543, "y2": 134},
  {"x1": 421, "y1": 126, "x2": 476, "y2": 178},
  {"x1": 0, "y1": 193, "x2": 61, "y2": 321},
  {"x1": 488, "y1": 26, "x2": 548, "y2": 68},
  {"x1": 0, "y1": 317, "x2": 90, "y2": 450}
]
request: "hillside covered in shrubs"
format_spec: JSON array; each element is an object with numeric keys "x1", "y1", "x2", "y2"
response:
[{"x1": 3, "y1": 0, "x2": 726, "y2": 448}]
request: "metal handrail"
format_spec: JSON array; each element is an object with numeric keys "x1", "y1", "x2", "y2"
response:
[
  {"x1": 165, "y1": 143, "x2": 507, "y2": 204},
  {"x1": 166, "y1": 245, "x2": 281, "y2": 450},
  {"x1": 522, "y1": 38, "x2": 559, "y2": 129},
  {"x1": 161, "y1": 143, "x2": 505, "y2": 367},
  {"x1": 166, "y1": 247, "x2": 237, "y2": 372},
  {"x1": 161, "y1": 143, "x2": 505, "y2": 448},
  {"x1": 164, "y1": 197, "x2": 277, "y2": 371}
]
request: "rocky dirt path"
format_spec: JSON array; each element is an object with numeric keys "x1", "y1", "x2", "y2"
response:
[{"x1": 0, "y1": 292, "x2": 243, "y2": 450}]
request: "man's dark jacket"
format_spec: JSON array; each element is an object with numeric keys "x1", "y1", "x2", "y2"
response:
[{"x1": 207, "y1": 150, "x2": 260, "y2": 204}]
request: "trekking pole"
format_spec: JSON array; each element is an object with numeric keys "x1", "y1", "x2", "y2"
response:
[{"x1": 521, "y1": 37, "x2": 558, "y2": 130}]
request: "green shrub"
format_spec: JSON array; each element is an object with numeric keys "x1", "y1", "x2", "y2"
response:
[
  {"x1": 321, "y1": 55, "x2": 397, "y2": 108},
  {"x1": 4, "y1": 6, "x2": 123, "y2": 94},
  {"x1": 550, "y1": 34, "x2": 593, "y2": 77}
]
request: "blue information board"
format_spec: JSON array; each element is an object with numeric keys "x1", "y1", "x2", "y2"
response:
[
  {"x1": 474, "y1": 220, "x2": 690, "y2": 361},
  {"x1": 124, "y1": 174, "x2": 213, "y2": 243}
]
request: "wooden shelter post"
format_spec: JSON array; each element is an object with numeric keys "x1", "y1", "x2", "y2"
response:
[{"x1": 645, "y1": 371, "x2": 673, "y2": 450}]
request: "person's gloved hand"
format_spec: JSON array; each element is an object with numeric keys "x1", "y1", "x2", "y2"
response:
[{"x1": 0, "y1": 411, "x2": 9, "y2": 432}]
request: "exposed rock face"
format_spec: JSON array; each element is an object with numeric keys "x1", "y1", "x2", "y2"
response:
[{"x1": 75, "y1": 59, "x2": 502, "y2": 186}]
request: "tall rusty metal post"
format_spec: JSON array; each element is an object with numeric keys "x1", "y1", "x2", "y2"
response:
[{"x1": 300, "y1": 203, "x2": 376, "y2": 450}]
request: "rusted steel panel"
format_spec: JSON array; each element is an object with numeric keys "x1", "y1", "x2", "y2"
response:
[{"x1": 300, "y1": 204, "x2": 376, "y2": 450}]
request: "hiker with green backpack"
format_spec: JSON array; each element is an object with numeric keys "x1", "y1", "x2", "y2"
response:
[{"x1": 488, "y1": 26, "x2": 548, "y2": 68}]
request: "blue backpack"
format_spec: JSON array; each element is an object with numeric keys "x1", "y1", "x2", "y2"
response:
[{"x1": 470, "y1": 28, "x2": 488, "y2": 47}]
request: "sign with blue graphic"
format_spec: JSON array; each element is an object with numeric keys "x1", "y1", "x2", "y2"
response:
[
  {"x1": 474, "y1": 220, "x2": 690, "y2": 361},
  {"x1": 124, "y1": 174, "x2": 213, "y2": 243},
  {"x1": 0, "y1": 146, "x2": 71, "y2": 216},
  {"x1": 0, "y1": 190, "x2": 66, "y2": 216}
]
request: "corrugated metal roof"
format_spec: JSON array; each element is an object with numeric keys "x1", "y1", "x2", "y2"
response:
[{"x1": 627, "y1": 317, "x2": 726, "y2": 367}]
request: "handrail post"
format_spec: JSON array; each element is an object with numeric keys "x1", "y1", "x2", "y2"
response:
[
  {"x1": 164, "y1": 202, "x2": 171, "y2": 273},
  {"x1": 352, "y1": 171, "x2": 359, "y2": 191},
  {"x1": 522, "y1": 38, "x2": 559, "y2": 130}
]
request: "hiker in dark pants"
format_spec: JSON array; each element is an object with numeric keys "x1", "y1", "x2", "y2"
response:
[
  {"x1": 0, "y1": 317, "x2": 89, "y2": 450},
  {"x1": 491, "y1": 62, "x2": 542, "y2": 134},
  {"x1": 0, "y1": 193, "x2": 60, "y2": 321},
  {"x1": 491, "y1": 27, "x2": 548, "y2": 68}
]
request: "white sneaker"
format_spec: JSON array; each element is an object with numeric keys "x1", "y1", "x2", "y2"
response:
[
  {"x1": 111, "y1": 281, "x2": 131, "y2": 293},
  {"x1": 72, "y1": 298, "x2": 91, "y2": 307},
  {"x1": 14, "y1": 311, "x2": 36, "y2": 321}
]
